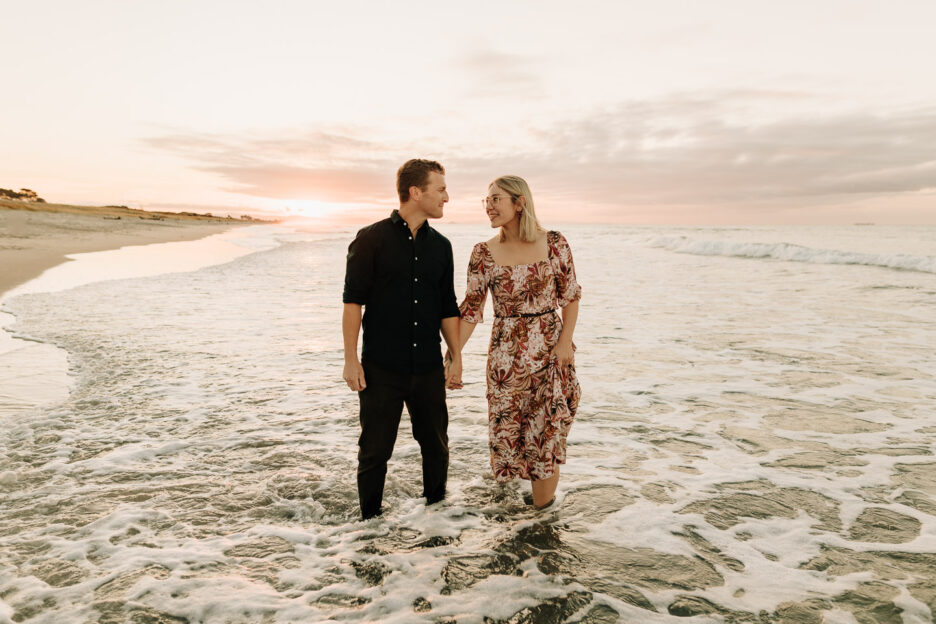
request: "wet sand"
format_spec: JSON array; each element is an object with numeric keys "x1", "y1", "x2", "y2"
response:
[{"x1": 0, "y1": 200, "x2": 257, "y2": 298}]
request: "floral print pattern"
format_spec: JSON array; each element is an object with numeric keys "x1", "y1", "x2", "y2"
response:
[{"x1": 459, "y1": 231, "x2": 582, "y2": 481}]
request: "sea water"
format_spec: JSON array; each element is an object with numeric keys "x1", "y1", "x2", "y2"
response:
[{"x1": 0, "y1": 224, "x2": 934, "y2": 623}]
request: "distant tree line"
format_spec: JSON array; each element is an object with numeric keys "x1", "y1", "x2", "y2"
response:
[{"x1": 0, "y1": 188, "x2": 46, "y2": 202}]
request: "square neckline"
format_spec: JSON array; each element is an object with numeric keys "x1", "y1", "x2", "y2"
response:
[{"x1": 481, "y1": 232, "x2": 554, "y2": 268}]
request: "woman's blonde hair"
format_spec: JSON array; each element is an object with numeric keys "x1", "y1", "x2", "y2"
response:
[{"x1": 491, "y1": 175, "x2": 543, "y2": 242}]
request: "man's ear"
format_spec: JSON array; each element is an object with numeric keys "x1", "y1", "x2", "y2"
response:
[{"x1": 409, "y1": 185, "x2": 421, "y2": 200}]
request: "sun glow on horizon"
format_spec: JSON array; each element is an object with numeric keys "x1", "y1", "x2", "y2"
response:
[
  {"x1": 2, "y1": 2, "x2": 936, "y2": 224},
  {"x1": 260, "y1": 198, "x2": 406, "y2": 227},
  {"x1": 276, "y1": 199, "x2": 347, "y2": 219}
]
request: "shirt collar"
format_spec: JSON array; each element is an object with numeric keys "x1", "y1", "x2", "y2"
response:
[{"x1": 391, "y1": 209, "x2": 430, "y2": 237}]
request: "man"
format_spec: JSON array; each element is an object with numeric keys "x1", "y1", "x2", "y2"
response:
[{"x1": 342, "y1": 158, "x2": 463, "y2": 520}]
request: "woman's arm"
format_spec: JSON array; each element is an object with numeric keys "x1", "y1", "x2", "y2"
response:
[
  {"x1": 446, "y1": 318, "x2": 478, "y2": 358},
  {"x1": 458, "y1": 318, "x2": 477, "y2": 350},
  {"x1": 553, "y1": 299, "x2": 579, "y2": 367},
  {"x1": 446, "y1": 243, "x2": 488, "y2": 389},
  {"x1": 444, "y1": 318, "x2": 478, "y2": 389},
  {"x1": 550, "y1": 231, "x2": 581, "y2": 367}
]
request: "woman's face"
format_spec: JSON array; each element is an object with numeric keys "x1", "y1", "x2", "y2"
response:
[{"x1": 484, "y1": 184, "x2": 521, "y2": 228}]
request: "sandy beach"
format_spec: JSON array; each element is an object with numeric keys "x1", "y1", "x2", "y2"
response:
[{"x1": 0, "y1": 200, "x2": 259, "y2": 297}]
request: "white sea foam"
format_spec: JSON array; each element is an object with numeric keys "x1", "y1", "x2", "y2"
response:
[
  {"x1": 0, "y1": 310, "x2": 70, "y2": 415},
  {"x1": 647, "y1": 234, "x2": 936, "y2": 274},
  {"x1": 0, "y1": 225, "x2": 289, "y2": 422},
  {"x1": 0, "y1": 225, "x2": 934, "y2": 622}
]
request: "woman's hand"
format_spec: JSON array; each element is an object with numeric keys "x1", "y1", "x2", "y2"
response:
[
  {"x1": 445, "y1": 357, "x2": 463, "y2": 390},
  {"x1": 444, "y1": 350, "x2": 463, "y2": 389},
  {"x1": 552, "y1": 338, "x2": 574, "y2": 367}
]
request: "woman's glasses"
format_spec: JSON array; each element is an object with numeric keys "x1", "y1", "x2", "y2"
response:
[{"x1": 482, "y1": 194, "x2": 512, "y2": 209}]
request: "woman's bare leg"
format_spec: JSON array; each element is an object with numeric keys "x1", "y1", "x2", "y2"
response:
[{"x1": 531, "y1": 466, "x2": 559, "y2": 507}]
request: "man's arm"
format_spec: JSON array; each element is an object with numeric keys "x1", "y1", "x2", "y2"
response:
[
  {"x1": 342, "y1": 226, "x2": 376, "y2": 392},
  {"x1": 441, "y1": 316, "x2": 462, "y2": 389},
  {"x1": 342, "y1": 303, "x2": 366, "y2": 391},
  {"x1": 439, "y1": 239, "x2": 464, "y2": 389}
]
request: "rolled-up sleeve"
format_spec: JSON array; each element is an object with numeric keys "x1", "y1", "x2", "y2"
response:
[
  {"x1": 440, "y1": 239, "x2": 460, "y2": 319},
  {"x1": 343, "y1": 227, "x2": 376, "y2": 304},
  {"x1": 552, "y1": 232, "x2": 582, "y2": 308}
]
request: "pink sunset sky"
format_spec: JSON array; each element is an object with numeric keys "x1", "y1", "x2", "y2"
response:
[{"x1": 2, "y1": 0, "x2": 935, "y2": 225}]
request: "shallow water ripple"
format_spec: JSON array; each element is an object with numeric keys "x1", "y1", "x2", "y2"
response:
[{"x1": 1, "y1": 226, "x2": 935, "y2": 622}]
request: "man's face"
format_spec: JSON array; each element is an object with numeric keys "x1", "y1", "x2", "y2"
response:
[{"x1": 417, "y1": 171, "x2": 449, "y2": 219}]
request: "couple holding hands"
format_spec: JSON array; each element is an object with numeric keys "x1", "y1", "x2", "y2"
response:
[{"x1": 342, "y1": 159, "x2": 581, "y2": 520}]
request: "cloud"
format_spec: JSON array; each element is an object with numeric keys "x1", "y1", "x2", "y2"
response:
[
  {"x1": 143, "y1": 93, "x2": 936, "y2": 216},
  {"x1": 454, "y1": 95, "x2": 936, "y2": 208},
  {"x1": 456, "y1": 49, "x2": 545, "y2": 98},
  {"x1": 143, "y1": 130, "x2": 406, "y2": 202}
]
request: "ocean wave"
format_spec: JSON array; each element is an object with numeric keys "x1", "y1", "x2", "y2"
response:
[{"x1": 646, "y1": 236, "x2": 936, "y2": 274}]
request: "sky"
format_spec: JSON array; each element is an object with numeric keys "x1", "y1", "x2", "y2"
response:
[{"x1": 2, "y1": 0, "x2": 935, "y2": 224}]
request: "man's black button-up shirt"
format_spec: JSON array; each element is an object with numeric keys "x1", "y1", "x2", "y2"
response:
[{"x1": 343, "y1": 210, "x2": 460, "y2": 374}]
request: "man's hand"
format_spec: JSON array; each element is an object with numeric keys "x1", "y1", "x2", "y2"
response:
[
  {"x1": 445, "y1": 354, "x2": 463, "y2": 390},
  {"x1": 343, "y1": 360, "x2": 367, "y2": 391}
]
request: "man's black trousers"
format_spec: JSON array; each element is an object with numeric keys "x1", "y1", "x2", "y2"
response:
[{"x1": 357, "y1": 361, "x2": 449, "y2": 519}]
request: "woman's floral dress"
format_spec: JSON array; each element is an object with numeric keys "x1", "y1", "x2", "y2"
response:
[{"x1": 459, "y1": 231, "x2": 582, "y2": 482}]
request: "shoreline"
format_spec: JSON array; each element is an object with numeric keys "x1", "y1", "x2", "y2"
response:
[
  {"x1": 1, "y1": 201, "x2": 264, "y2": 298},
  {"x1": 0, "y1": 214, "x2": 282, "y2": 419}
]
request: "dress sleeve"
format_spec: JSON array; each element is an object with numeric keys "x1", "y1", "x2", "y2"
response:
[
  {"x1": 550, "y1": 231, "x2": 582, "y2": 308},
  {"x1": 458, "y1": 243, "x2": 489, "y2": 324}
]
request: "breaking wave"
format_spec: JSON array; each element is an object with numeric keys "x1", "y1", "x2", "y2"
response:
[{"x1": 647, "y1": 236, "x2": 936, "y2": 274}]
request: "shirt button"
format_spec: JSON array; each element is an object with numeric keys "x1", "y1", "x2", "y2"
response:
[
  {"x1": 414, "y1": 321, "x2": 418, "y2": 326},
  {"x1": 413, "y1": 343, "x2": 417, "y2": 347},
  {"x1": 409, "y1": 236, "x2": 413, "y2": 240},
  {"x1": 415, "y1": 256, "x2": 418, "y2": 261},
  {"x1": 414, "y1": 299, "x2": 418, "y2": 303},
  {"x1": 414, "y1": 277, "x2": 418, "y2": 282}
]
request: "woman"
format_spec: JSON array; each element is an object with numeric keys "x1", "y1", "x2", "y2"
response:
[{"x1": 448, "y1": 175, "x2": 581, "y2": 508}]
